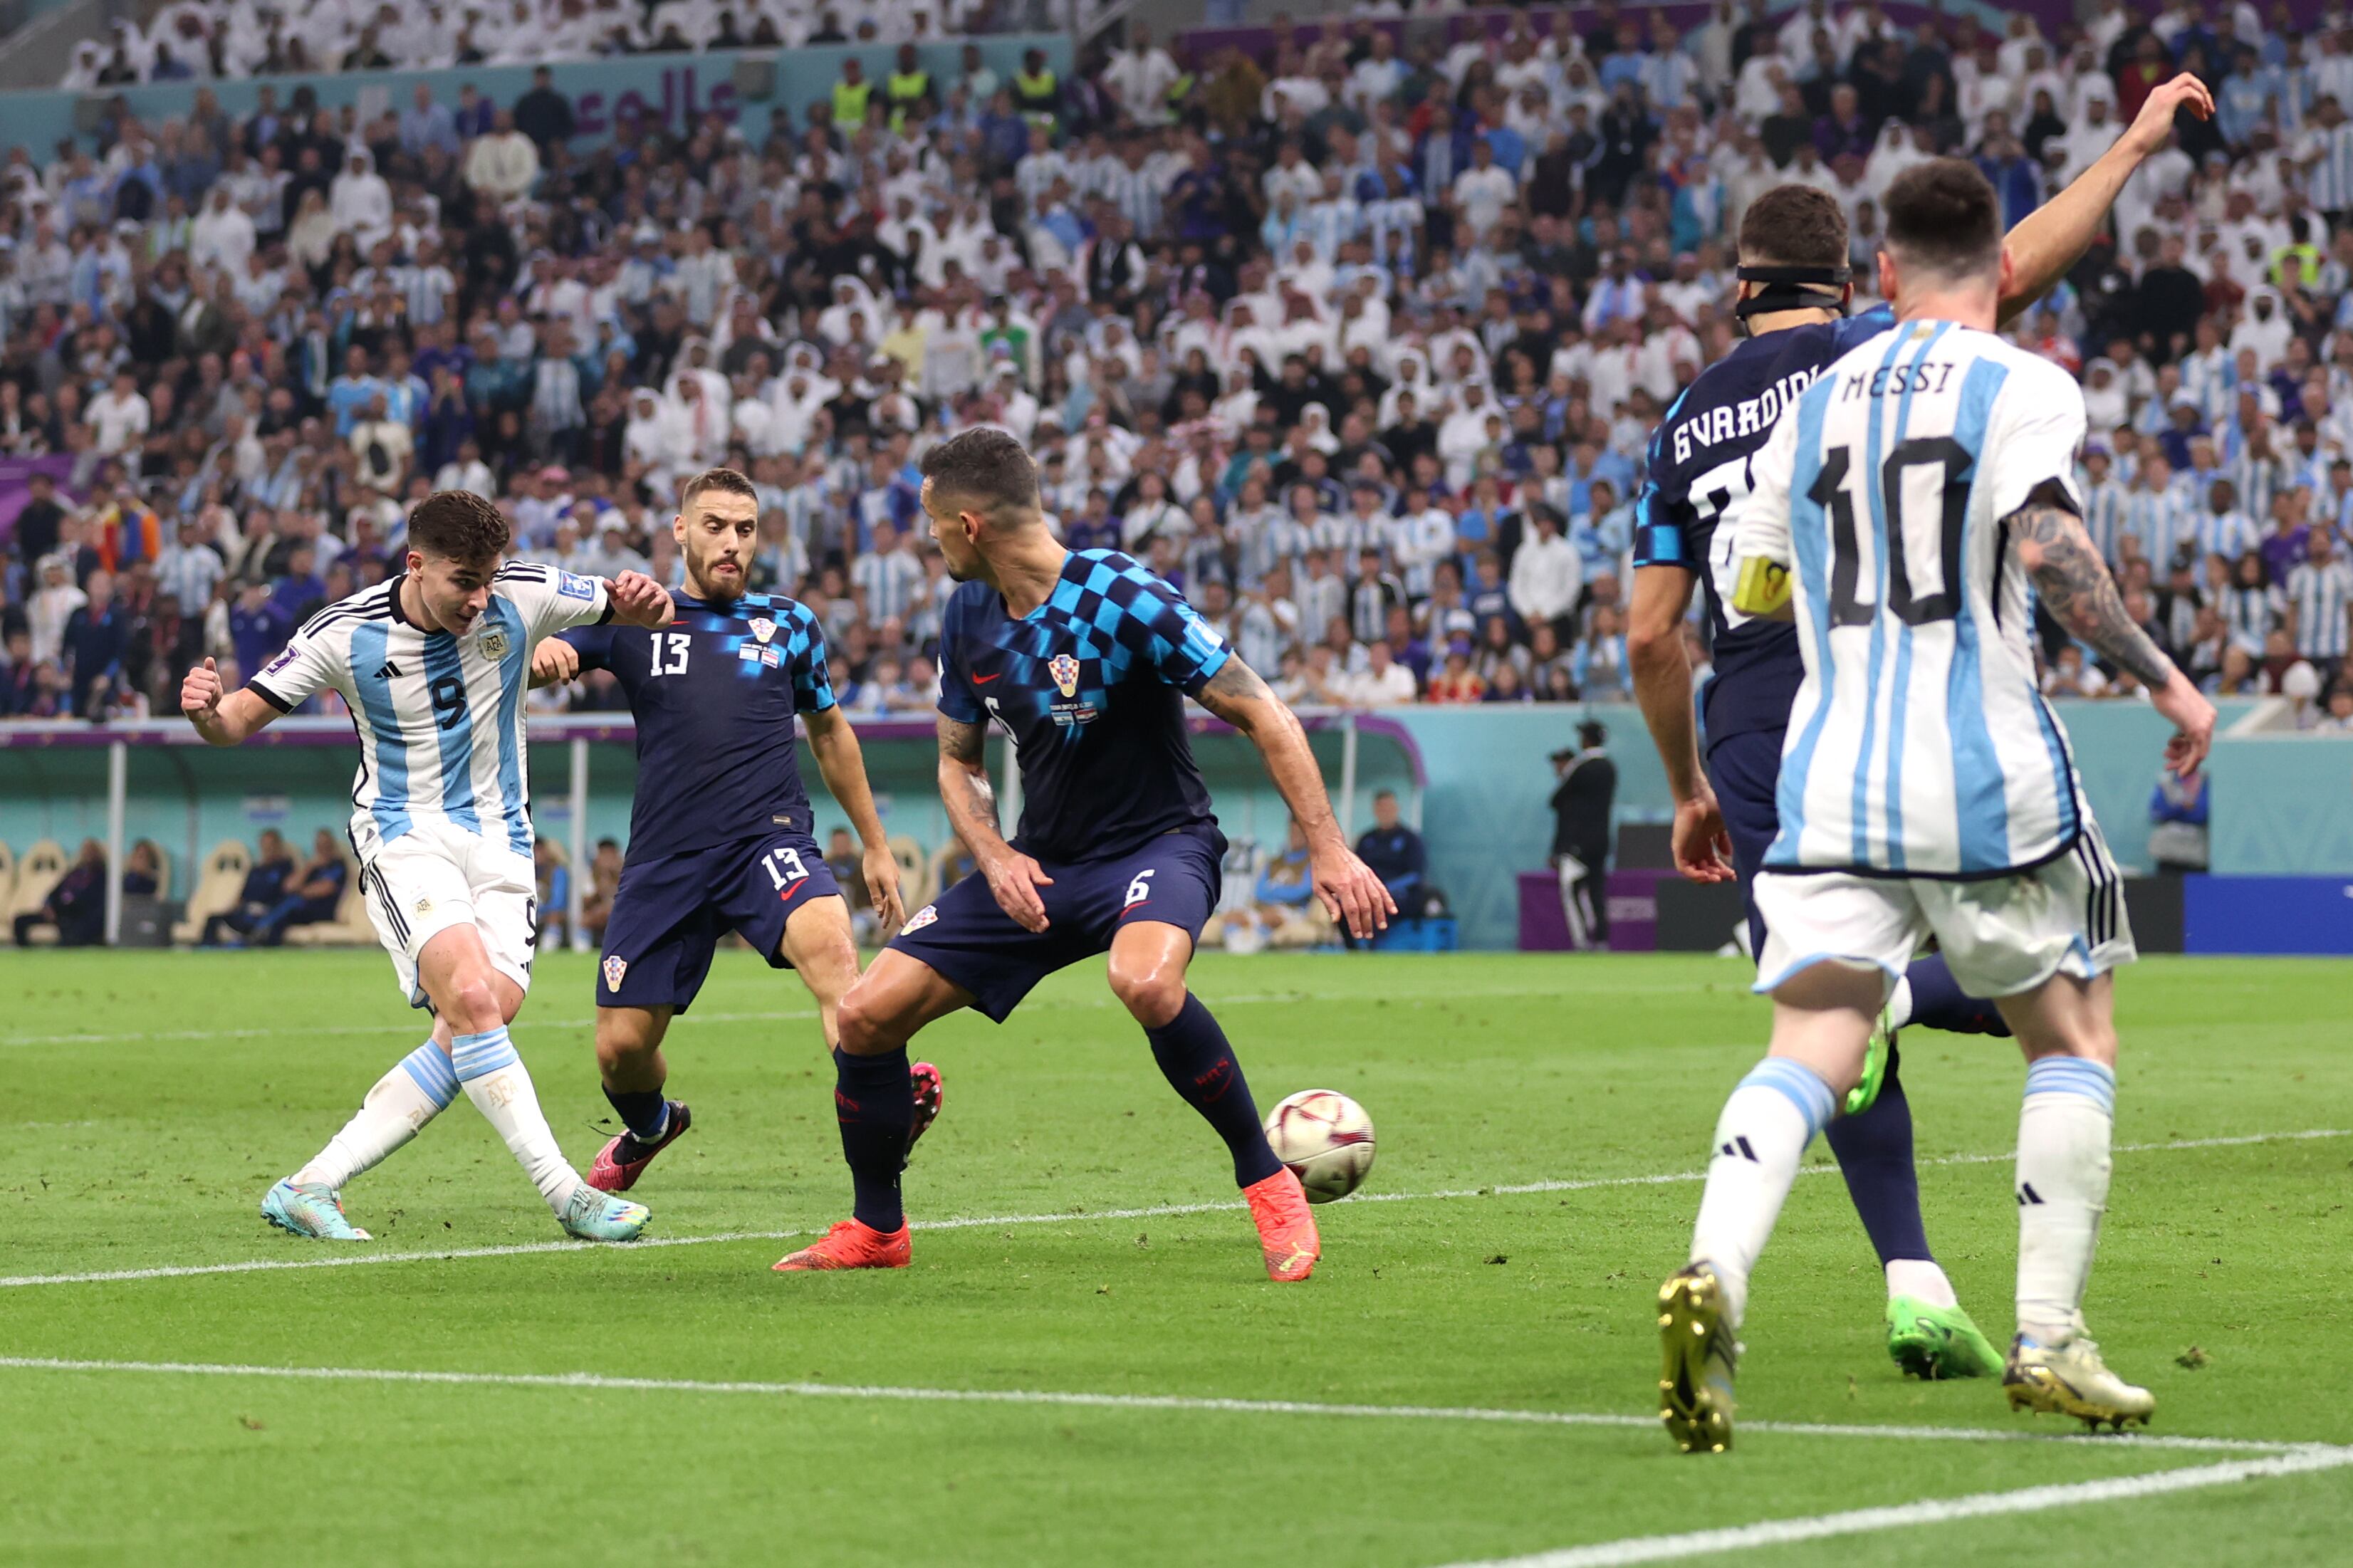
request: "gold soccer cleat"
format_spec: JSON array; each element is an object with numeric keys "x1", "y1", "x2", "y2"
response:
[
  {"x1": 2003, "y1": 1334, "x2": 2156, "y2": 1433},
  {"x1": 1658, "y1": 1263, "x2": 1739, "y2": 1454}
]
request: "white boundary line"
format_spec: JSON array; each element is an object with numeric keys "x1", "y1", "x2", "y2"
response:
[
  {"x1": 1, "y1": 1128, "x2": 2342, "y2": 1292},
  {"x1": 0, "y1": 1357, "x2": 2311, "y2": 1457},
  {"x1": 1432, "y1": 1446, "x2": 2353, "y2": 1567}
]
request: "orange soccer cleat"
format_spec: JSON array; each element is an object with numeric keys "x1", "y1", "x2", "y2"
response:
[
  {"x1": 1243, "y1": 1167, "x2": 1321, "y2": 1282},
  {"x1": 772, "y1": 1217, "x2": 912, "y2": 1272}
]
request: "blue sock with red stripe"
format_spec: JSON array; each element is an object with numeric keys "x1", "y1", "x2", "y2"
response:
[
  {"x1": 1146, "y1": 995, "x2": 1283, "y2": 1188},
  {"x1": 833, "y1": 1047, "x2": 912, "y2": 1233}
]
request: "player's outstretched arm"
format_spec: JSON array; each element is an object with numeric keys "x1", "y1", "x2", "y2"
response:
[
  {"x1": 1627, "y1": 565, "x2": 1733, "y2": 884},
  {"x1": 936, "y1": 711, "x2": 1054, "y2": 933},
  {"x1": 2007, "y1": 498, "x2": 2216, "y2": 775},
  {"x1": 179, "y1": 657, "x2": 278, "y2": 745},
  {"x1": 1997, "y1": 73, "x2": 2213, "y2": 325},
  {"x1": 1194, "y1": 657, "x2": 1393, "y2": 939},
  {"x1": 805, "y1": 706, "x2": 905, "y2": 931}
]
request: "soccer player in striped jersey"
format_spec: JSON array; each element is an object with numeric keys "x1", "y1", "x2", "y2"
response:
[
  {"x1": 525, "y1": 468, "x2": 939, "y2": 1196},
  {"x1": 1659, "y1": 161, "x2": 2217, "y2": 1453},
  {"x1": 179, "y1": 491, "x2": 678, "y2": 1243},
  {"x1": 1630, "y1": 70, "x2": 2213, "y2": 1386}
]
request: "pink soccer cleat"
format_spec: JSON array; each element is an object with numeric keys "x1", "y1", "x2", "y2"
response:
[{"x1": 587, "y1": 1100, "x2": 693, "y2": 1193}]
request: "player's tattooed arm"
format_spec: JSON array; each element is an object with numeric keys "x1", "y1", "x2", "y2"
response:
[
  {"x1": 2005, "y1": 499, "x2": 2176, "y2": 689},
  {"x1": 1195, "y1": 657, "x2": 1394, "y2": 939},
  {"x1": 937, "y1": 711, "x2": 1056, "y2": 932}
]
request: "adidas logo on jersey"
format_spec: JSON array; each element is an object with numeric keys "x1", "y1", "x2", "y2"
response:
[{"x1": 375, "y1": 661, "x2": 404, "y2": 680}]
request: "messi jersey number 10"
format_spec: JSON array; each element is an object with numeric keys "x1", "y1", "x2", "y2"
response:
[{"x1": 1807, "y1": 439, "x2": 1970, "y2": 628}]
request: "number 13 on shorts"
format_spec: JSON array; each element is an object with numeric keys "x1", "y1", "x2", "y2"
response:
[{"x1": 762, "y1": 845, "x2": 810, "y2": 894}]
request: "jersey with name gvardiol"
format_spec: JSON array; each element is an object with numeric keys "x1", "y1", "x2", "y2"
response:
[
  {"x1": 937, "y1": 549, "x2": 1230, "y2": 864},
  {"x1": 561, "y1": 592, "x2": 836, "y2": 862},
  {"x1": 247, "y1": 563, "x2": 613, "y2": 859},
  {"x1": 1634, "y1": 303, "x2": 1899, "y2": 740}
]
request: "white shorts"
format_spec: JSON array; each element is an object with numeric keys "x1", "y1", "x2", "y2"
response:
[
  {"x1": 1753, "y1": 821, "x2": 2134, "y2": 1000},
  {"x1": 355, "y1": 821, "x2": 538, "y2": 1009}
]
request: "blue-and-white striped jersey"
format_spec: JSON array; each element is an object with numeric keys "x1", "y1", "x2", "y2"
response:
[
  {"x1": 1735, "y1": 320, "x2": 2094, "y2": 877},
  {"x1": 2287, "y1": 555, "x2": 2353, "y2": 658},
  {"x1": 248, "y1": 563, "x2": 613, "y2": 861}
]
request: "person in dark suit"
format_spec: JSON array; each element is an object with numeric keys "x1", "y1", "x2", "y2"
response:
[{"x1": 1550, "y1": 721, "x2": 1617, "y2": 948}]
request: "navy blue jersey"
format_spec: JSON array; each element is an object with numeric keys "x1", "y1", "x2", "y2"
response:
[
  {"x1": 562, "y1": 592, "x2": 835, "y2": 861},
  {"x1": 938, "y1": 549, "x2": 1230, "y2": 863},
  {"x1": 1633, "y1": 303, "x2": 1897, "y2": 741}
]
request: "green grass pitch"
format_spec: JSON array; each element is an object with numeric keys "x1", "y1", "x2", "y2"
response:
[{"x1": 1, "y1": 950, "x2": 2348, "y2": 1567}]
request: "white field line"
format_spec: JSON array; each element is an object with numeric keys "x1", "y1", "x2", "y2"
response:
[
  {"x1": 0, "y1": 1357, "x2": 2313, "y2": 1458},
  {"x1": 0, "y1": 987, "x2": 1552, "y2": 1047},
  {"x1": 1, "y1": 1128, "x2": 2342, "y2": 1292},
  {"x1": 1432, "y1": 1446, "x2": 2353, "y2": 1568}
]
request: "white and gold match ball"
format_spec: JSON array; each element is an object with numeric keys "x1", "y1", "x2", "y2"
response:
[{"x1": 1263, "y1": 1089, "x2": 1376, "y2": 1203}]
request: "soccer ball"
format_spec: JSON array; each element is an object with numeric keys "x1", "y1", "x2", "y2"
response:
[{"x1": 1263, "y1": 1089, "x2": 1376, "y2": 1203}]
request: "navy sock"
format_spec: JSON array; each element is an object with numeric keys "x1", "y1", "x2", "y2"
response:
[
  {"x1": 1145, "y1": 995, "x2": 1283, "y2": 1188},
  {"x1": 604, "y1": 1086, "x2": 669, "y2": 1144},
  {"x1": 1903, "y1": 953, "x2": 2011, "y2": 1037},
  {"x1": 833, "y1": 1047, "x2": 912, "y2": 1232},
  {"x1": 1822, "y1": 1040, "x2": 1934, "y2": 1265}
]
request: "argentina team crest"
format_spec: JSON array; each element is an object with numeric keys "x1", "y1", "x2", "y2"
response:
[
  {"x1": 1048, "y1": 654, "x2": 1082, "y2": 697},
  {"x1": 477, "y1": 624, "x2": 510, "y2": 659},
  {"x1": 602, "y1": 954, "x2": 627, "y2": 992},
  {"x1": 749, "y1": 617, "x2": 776, "y2": 644}
]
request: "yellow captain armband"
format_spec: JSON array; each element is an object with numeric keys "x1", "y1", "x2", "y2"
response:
[{"x1": 1730, "y1": 556, "x2": 1793, "y2": 618}]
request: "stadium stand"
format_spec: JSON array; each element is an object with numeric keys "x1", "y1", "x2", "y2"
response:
[{"x1": 4, "y1": 3, "x2": 2353, "y2": 736}]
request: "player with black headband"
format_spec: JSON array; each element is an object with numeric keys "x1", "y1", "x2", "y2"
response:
[{"x1": 1627, "y1": 74, "x2": 2212, "y2": 1383}]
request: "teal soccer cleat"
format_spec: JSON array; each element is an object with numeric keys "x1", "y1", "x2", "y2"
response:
[
  {"x1": 560, "y1": 1183, "x2": 651, "y2": 1242},
  {"x1": 261, "y1": 1178, "x2": 371, "y2": 1240}
]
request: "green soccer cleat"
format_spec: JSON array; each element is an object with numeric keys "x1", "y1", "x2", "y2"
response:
[
  {"x1": 1887, "y1": 1296, "x2": 2005, "y2": 1380},
  {"x1": 560, "y1": 1182, "x2": 650, "y2": 1243},
  {"x1": 1846, "y1": 1006, "x2": 1894, "y2": 1117},
  {"x1": 1657, "y1": 1263, "x2": 1739, "y2": 1454},
  {"x1": 261, "y1": 1178, "x2": 371, "y2": 1241},
  {"x1": 2004, "y1": 1334, "x2": 2156, "y2": 1432}
]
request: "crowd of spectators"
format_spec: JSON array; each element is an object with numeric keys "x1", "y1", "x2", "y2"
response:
[
  {"x1": 60, "y1": 0, "x2": 1021, "y2": 87},
  {"x1": 8, "y1": 2, "x2": 2353, "y2": 730}
]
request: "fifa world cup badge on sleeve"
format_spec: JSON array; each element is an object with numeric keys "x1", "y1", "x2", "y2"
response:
[
  {"x1": 557, "y1": 571, "x2": 596, "y2": 601},
  {"x1": 602, "y1": 954, "x2": 628, "y2": 991}
]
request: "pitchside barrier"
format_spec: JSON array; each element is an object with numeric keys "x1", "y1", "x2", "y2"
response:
[{"x1": 1, "y1": 699, "x2": 2344, "y2": 954}]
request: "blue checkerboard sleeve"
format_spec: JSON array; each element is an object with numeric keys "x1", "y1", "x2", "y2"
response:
[
  {"x1": 1630, "y1": 422, "x2": 1691, "y2": 570},
  {"x1": 1095, "y1": 553, "x2": 1231, "y2": 692},
  {"x1": 786, "y1": 605, "x2": 838, "y2": 713},
  {"x1": 936, "y1": 592, "x2": 985, "y2": 723}
]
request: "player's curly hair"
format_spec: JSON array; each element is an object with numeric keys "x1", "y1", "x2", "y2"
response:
[
  {"x1": 407, "y1": 489, "x2": 510, "y2": 565},
  {"x1": 919, "y1": 427, "x2": 1040, "y2": 523}
]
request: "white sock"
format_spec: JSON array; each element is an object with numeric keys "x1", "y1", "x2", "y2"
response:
[
  {"x1": 2015, "y1": 1056, "x2": 2116, "y2": 1346},
  {"x1": 294, "y1": 1042, "x2": 456, "y2": 1188},
  {"x1": 1884, "y1": 974, "x2": 1914, "y2": 1030},
  {"x1": 1689, "y1": 1057, "x2": 1837, "y2": 1328},
  {"x1": 452, "y1": 1026, "x2": 583, "y2": 1213},
  {"x1": 1885, "y1": 1258, "x2": 1958, "y2": 1308}
]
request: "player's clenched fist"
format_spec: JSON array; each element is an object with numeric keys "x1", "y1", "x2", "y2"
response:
[
  {"x1": 530, "y1": 637, "x2": 581, "y2": 688},
  {"x1": 180, "y1": 657, "x2": 224, "y2": 721},
  {"x1": 607, "y1": 570, "x2": 674, "y2": 627}
]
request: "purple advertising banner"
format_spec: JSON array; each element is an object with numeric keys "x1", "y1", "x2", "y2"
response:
[{"x1": 0, "y1": 454, "x2": 75, "y2": 549}]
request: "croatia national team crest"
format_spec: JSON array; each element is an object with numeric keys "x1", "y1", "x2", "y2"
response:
[
  {"x1": 749, "y1": 617, "x2": 776, "y2": 644},
  {"x1": 478, "y1": 624, "x2": 510, "y2": 659},
  {"x1": 602, "y1": 954, "x2": 628, "y2": 992},
  {"x1": 901, "y1": 904, "x2": 939, "y2": 934},
  {"x1": 1048, "y1": 654, "x2": 1082, "y2": 697}
]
